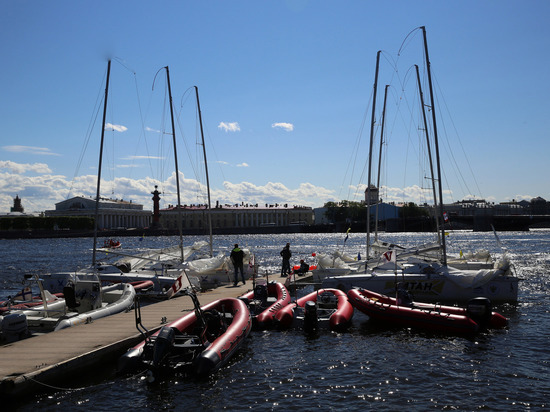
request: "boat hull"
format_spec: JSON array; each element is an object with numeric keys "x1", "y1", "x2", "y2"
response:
[
  {"x1": 54, "y1": 283, "x2": 136, "y2": 331},
  {"x1": 322, "y1": 272, "x2": 519, "y2": 303},
  {"x1": 357, "y1": 288, "x2": 508, "y2": 328},
  {"x1": 348, "y1": 288, "x2": 481, "y2": 334},
  {"x1": 119, "y1": 297, "x2": 251, "y2": 378}
]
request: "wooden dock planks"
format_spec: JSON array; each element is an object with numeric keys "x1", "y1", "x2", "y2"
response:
[
  {"x1": 0, "y1": 282, "x2": 250, "y2": 397},
  {"x1": 0, "y1": 273, "x2": 307, "y2": 398}
]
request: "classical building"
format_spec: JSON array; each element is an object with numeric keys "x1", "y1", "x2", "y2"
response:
[
  {"x1": 45, "y1": 196, "x2": 151, "y2": 230},
  {"x1": 160, "y1": 202, "x2": 313, "y2": 231}
]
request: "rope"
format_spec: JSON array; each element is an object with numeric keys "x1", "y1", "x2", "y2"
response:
[
  {"x1": 24, "y1": 368, "x2": 149, "y2": 393},
  {"x1": 24, "y1": 375, "x2": 87, "y2": 392}
]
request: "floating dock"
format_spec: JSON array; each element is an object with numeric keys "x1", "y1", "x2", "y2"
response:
[{"x1": 0, "y1": 273, "x2": 313, "y2": 399}]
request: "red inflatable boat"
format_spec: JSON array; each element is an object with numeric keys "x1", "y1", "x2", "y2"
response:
[
  {"x1": 239, "y1": 281, "x2": 291, "y2": 330},
  {"x1": 348, "y1": 288, "x2": 508, "y2": 334},
  {"x1": 274, "y1": 288, "x2": 353, "y2": 332},
  {"x1": 118, "y1": 295, "x2": 252, "y2": 382}
]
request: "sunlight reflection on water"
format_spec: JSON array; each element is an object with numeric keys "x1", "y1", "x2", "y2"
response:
[{"x1": 2, "y1": 231, "x2": 549, "y2": 410}]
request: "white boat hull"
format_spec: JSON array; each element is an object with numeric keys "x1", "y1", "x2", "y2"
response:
[
  {"x1": 54, "y1": 283, "x2": 135, "y2": 330},
  {"x1": 322, "y1": 272, "x2": 519, "y2": 303}
]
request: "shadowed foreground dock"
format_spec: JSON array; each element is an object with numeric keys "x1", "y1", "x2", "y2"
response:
[{"x1": 0, "y1": 280, "x2": 261, "y2": 399}]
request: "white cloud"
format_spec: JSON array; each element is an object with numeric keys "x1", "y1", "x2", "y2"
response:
[
  {"x1": 0, "y1": 161, "x2": 337, "y2": 212},
  {"x1": 0, "y1": 160, "x2": 52, "y2": 174},
  {"x1": 271, "y1": 122, "x2": 294, "y2": 132},
  {"x1": 121, "y1": 155, "x2": 165, "y2": 160},
  {"x1": 218, "y1": 122, "x2": 240, "y2": 132},
  {"x1": 1, "y1": 160, "x2": 528, "y2": 215},
  {"x1": 145, "y1": 126, "x2": 160, "y2": 133},
  {"x1": 2, "y1": 145, "x2": 60, "y2": 156},
  {"x1": 237, "y1": 163, "x2": 249, "y2": 168},
  {"x1": 104, "y1": 123, "x2": 128, "y2": 132},
  {"x1": 347, "y1": 183, "x2": 446, "y2": 205},
  {"x1": 219, "y1": 181, "x2": 336, "y2": 207}
]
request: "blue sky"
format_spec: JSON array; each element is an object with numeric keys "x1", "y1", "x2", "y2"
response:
[{"x1": 1, "y1": 1, "x2": 549, "y2": 214}]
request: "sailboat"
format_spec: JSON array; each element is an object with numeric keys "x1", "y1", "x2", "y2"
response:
[
  {"x1": 94, "y1": 66, "x2": 200, "y2": 295},
  {"x1": 1, "y1": 62, "x2": 137, "y2": 342},
  {"x1": 322, "y1": 27, "x2": 519, "y2": 303},
  {"x1": 39, "y1": 65, "x2": 199, "y2": 298},
  {"x1": 92, "y1": 82, "x2": 253, "y2": 292},
  {"x1": 176, "y1": 86, "x2": 255, "y2": 289}
]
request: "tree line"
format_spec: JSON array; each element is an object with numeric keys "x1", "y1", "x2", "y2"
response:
[{"x1": 323, "y1": 201, "x2": 429, "y2": 225}]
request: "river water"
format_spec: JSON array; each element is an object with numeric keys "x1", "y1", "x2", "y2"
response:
[{"x1": 1, "y1": 231, "x2": 549, "y2": 410}]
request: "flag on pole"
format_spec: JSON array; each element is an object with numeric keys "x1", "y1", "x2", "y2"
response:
[
  {"x1": 443, "y1": 212, "x2": 449, "y2": 222},
  {"x1": 382, "y1": 250, "x2": 396, "y2": 263},
  {"x1": 344, "y1": 227, "x2": 351, "y2": 243},
  {"x1": 167, "y1": 274, "x2": 185, "y2": 299}
]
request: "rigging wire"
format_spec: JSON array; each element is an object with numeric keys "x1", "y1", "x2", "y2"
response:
[
  {"x1": 193, "y1": 99, "x2": 207, "y2": 204},
  {"x1": 151, "y1": 68, "x2": 175, "y2": 204},
  {"x1": 398, "y1": 27, "x2": 423, "y2": 58},
  {"x1": 125, "y1": 60, "x2": 158, "y2": 196},
  {"x1": 105, "y1": 85, "x2": 116, "y2": 196},
  {"x1": 340, "y1": 86, "x2": 372, "y2": 202},
  {"x1": 432, "y1": 72, "x2": 484, "y2": 200},
  {"x1": 343, "y1": 26, "x2": 482, "y2": 211},
  {"x1": 342, "y1": 50, "x2": 396, "y2": 203},
  {"x1": 175, "y1": 87, "x2": 202, "y2": 200},
  {"x1": 202, "y1": 121, "x2": 227, "y2": 188},
  {"x1": 66, "y1": 66, "x2": 107, "y2": 200}
]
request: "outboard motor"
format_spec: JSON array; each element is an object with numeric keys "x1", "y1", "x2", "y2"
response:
[
  {"x1": 466, "y1": 297, "x2": 493, "y2": 328},
  {"x1": 63, "y1": 285, "x2": 80, "y2": 311},
  {"x1": 1, "y1": 313, "x2": 28, "y2": 343},
  {"x1": 152, "y1": 326, "x2": 176, "y2": 369},
  {"x1": 318, "y1": 291, "x2": 335, "y2": 306},
  {"x1": 396, "y1": 282, "x2": 413, "y2": 306},
  {"x1": 254, "y1": 284, "x2": 268, "y2": 305},
  {"x1": 203, "y1": 309, "x2": 226, "y2": 342},
  {"x1": 304, "y1": 300, "x2": 318, "y2": 332}
]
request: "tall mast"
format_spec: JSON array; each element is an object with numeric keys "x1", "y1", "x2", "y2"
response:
[
  {"x1": 194, "y1": 86, "x2": 213, "y2": 257},
  {"x1": 374, "y1": 84, "x2": 389, "y2": 241},
  {"x1": 415, "y1": 64, "x2": 440, "y2": 246},
  {"x1": 165, "y1": 66, "x2": 184, "y2": 262},
  {"x1": 421, "y1": 26, "x2": 447, "y2": 265},
  {"x1": 366, "y1": 50, "x2": 381, "y2": 260},
  {"x1": 92, "y1": 60, "x2": 111, "y2": 267}
]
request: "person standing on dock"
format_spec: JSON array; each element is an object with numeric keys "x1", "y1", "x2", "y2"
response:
[
  {"x1": 280, "y1": 243, "x2": 292, "y2": 277},
  {"x1": 231, "y1": 244, "x2": 245, "y2": 286}
]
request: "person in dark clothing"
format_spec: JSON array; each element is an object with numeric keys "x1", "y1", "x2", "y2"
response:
[
  {"x1": 230, "y1": 244, "x2": 245, "y2": 286},
  {"x1": 295, "y1": 259, "x2": 309, "y2": 276},
  {"x1": 280, "y1": 243, "x2": 291, "y2": 277},
  {"x1": 396, "y1": 282, "x2": 413, "y2": 306}
]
